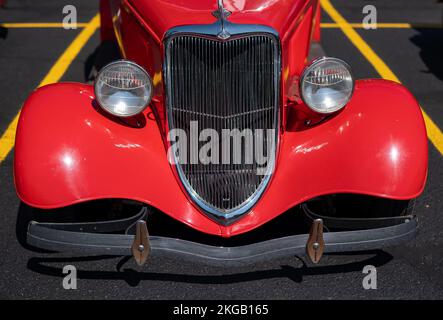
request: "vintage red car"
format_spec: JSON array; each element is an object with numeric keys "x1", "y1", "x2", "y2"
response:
[{"x1": 14, "y1": 0, "x2": 427, "y2": 266}]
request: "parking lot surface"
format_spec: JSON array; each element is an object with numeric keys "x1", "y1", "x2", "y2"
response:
[{"x1": 0, "y1": 0, "x2": 442, "y2": 299}]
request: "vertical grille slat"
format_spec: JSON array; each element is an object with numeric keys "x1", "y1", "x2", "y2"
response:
[{"x1": 165, "y1": 34, "x2": 280, "y2": 218}]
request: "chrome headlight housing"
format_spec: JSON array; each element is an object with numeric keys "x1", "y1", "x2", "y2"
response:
[
  {"x1": 300, "y1": 57, "x2": 354, "y2": 114},
  {"x1": 94, "y1": 60, "x2": 153, "y2": 117}
]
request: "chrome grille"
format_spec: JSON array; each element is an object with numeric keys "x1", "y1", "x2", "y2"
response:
[{"x1": 165, "y1": 34, "x2": 280, "y2": 219}]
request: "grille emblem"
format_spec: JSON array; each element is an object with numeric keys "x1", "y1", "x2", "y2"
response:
[{"x1": 212, "y1": 0, "x2": 232, "y2": 39}]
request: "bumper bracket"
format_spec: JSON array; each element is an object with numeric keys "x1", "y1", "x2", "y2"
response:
[{"x1": 131, "y1": 220, "x2": 150, "y2": 266}]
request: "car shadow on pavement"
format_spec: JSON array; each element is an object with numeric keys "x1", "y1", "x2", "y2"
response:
[
  {"x1": 84, "y1": 40, "x2": 121, "y2": 83},
  {"x1": 17, "y1": 200, "x2": 393, "y2": 287},
  {"x1": 410, "y1": 27, "x2": 443, "y2": 82},
  {"x1": 26, "y1": 250, "x2": 392, "y2": 287},
  {"x1": 0, "y1": 26, "x2": 7, "y2": 39}
]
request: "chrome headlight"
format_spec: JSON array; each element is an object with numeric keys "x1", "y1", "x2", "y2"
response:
[
  {"x1": 300, "y1": 57, "x2": 354, "y2": 114},
  {"x1": 94, "y1": 60, "x2": 153, "y2": 117}
]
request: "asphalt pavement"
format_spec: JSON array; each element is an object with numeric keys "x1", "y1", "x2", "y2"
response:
[{"x1": 0, "y1": 0, "x2": 442, "y2": 299}]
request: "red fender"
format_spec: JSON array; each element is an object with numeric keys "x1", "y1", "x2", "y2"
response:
[
  {"x1": 14, "y1": 79, "x2": 428, "y2": 237},
  {"x1": 312, "y1": 0, "x2": 321, "y2": 43},
  {"x1": 99, "y1": 0, "x2": 117, "y2": 42}
]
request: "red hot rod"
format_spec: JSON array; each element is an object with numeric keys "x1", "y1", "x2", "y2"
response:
[{"x1": 15, "y1": 0, "x2": 427, "y2": 266}]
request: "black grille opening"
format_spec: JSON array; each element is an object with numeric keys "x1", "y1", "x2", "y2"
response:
[{"x1": 165, "y1": 34, "x2": 280, "y2": 217}]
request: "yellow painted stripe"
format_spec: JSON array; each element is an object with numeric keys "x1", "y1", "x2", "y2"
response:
[
  {"x1": 321, "y1": 22, "x2": 443, "y2": 29},
  {"x1": 0, "y1": 14, "x2": 100, "y2": 163},
  {"x1": 1, "y1": 22, "x2": 89, "y2": 28},
  {"x1": 2, "y1": 22, "x2": 439, "y2": 30},
  {"x1": 321, "y1": 22, "x2": 411, "y2": 28},
  {"x1": 320, "y1": 0, "x2": 443, "y2": 156}
]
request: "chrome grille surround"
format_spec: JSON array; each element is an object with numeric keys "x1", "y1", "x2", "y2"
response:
[{"x1": 164, "y1": 22, "x2": 281, "y2": 222}]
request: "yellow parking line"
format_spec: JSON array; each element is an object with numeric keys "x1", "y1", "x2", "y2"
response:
[
  {"x1": 321, "y1": 22, "x2": 443, "y2": 29},
  {"x1": 0, "y1": 22, "x2": 88, "y2": 28},
  {"x1": 0, "y1": 14, "x2": 100, "y2": 163},
  {"x1": 4, "y1": 22, "x2": 438, "y2": 29},
  {"x1": 320, "y1": 0, "x2": 443, "y2": 156},
  {"x1": 321, "y1": 22, "x2": 410, "y2": 28}
]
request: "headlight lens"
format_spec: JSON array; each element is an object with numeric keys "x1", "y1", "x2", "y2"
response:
[
  {"x1": 94, "y1": 60, "x2": 153, "y2": 117},
  {"x1": 300, "y1": 57, "x2": 354, "y2": 114}
]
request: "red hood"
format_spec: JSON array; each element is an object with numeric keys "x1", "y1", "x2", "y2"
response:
[{"x1": 127, "y1": 0, "x2": 311, "y2": 42}]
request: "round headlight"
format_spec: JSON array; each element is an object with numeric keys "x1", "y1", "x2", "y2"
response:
[
  {"x1": 300, "y1": 57, "x2": 354, "y2": 114},
  {"x1": 94, "y1": 60, "x2": 153, "y2": 117}
]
